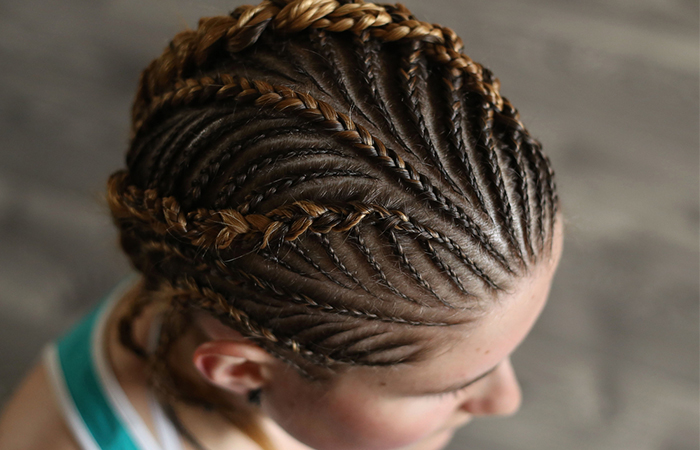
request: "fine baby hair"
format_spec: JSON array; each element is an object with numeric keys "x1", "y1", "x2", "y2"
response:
[{"x1": 106, "y1": 0, "x2": 559, "y2": 447}]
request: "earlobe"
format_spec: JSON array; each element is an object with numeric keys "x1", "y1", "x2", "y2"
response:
[{"x1": 192, "y1": 340, "x2": 272, "y2": 395}]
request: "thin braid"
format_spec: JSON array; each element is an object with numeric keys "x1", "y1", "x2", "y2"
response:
[
  {"x1": 211, "y1": 146, "x2": 349, "y2": 207},
  {"x1": 346, "y1": 226, "x2": 425, "y2": 306},
  {"x1": 493, "y1": 106, "x2": 535, "y2": 258},
  {"x1": 392, "y1": 217, "x2": 500, "y2": 290},
  {"x1": 479, "y1": 102, "x2": 524, "y2": 262},
  {"x1": 237, "y1": 169, "x2": 376, "y2": 214},
  {"x1": 133, "y1": 75, "x2": 510, "y2": 270},
  {"x1": 257, "y1": 247, "x2": 311, "y2": 278},
  {"x1": 354, "y1": 30, "x2": 417, "y2": 159},
  {"x1": 311, "y1": 232, "x2": 376, "y2": 296},
  {"x1": 162, "y1": 114, "x2": 247, "y2": 196},
  {"x1": 417, "y1": 239, "x2": 470, "y2": 296},
  {"x1": 141, "y1": 111, "x2": 222, "y2": 188},
  {"x1": 149, "y1": 111, "x2": 229, "y2": 191},
  {"x1": 192, "y1": 126, "x2": 312, "y2": 205},
  {"x1": 530, "y1": 137, "x2": 556, "y2": 252},
  {"x1": 399, "y1": 39, "x2": 465, "y2": 198},
  {"x1": 267, "y1": 32, "x2": 331, "y2": 97},
  {"x1": 230, "y1": 265, "x2": 451, "y2": 327},
  {"x1": 169, "y1": 275, "x2": 331, "y2": 366},
  {"x1": 309, "y1": 28, "x2": 373, "y2": 124},
  {"x1": 382, "y1": 227, "x2": 455, "y2": 308},
  {"x1": 285, "y1": 240, "x2": 354, "y2": 289},
  {"x1": 522, "y1": 135, "x2": 546, "y2": 250},
  {"x1": 444, "y1": 69, "x2": 488, "y2": 211},
  {"x1": 128, "y1": 112, "x2": 191, "y2": 171}
]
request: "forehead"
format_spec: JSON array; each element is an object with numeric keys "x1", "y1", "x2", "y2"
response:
[{"x1": 343, "y1": 221, "x2": 565, "y2": 393}]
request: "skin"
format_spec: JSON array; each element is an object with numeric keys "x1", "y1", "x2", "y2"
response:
[
  {"x1": 0, "y1": 219, "x2": 563, "y2": 450},
  {"x1": 190, "y1": 218, "x2": 565, "y2": 450}
]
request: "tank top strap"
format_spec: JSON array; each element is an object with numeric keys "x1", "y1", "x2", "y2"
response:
[{"x1": 43, "y1": 275, "x2": 182, "y2": 450}]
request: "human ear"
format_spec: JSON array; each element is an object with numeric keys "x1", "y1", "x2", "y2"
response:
[{"x1": 192, "y1": 340, "x2": 275, "y2": 396}]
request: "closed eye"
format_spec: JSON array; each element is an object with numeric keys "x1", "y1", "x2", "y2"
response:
[{"x1": 425, "y1": 364, "x2": 500, "y2": 398}]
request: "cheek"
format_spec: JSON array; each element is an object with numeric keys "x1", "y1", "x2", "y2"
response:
[
  {"x1": 336, "y1": 396, "x2": 456, "y2": 449},
  {"x1": 267, "y1": 381, "x2": 456, "y2": 450}
]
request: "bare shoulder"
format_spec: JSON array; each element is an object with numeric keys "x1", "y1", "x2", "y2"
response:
[{"x1": 0, "y1": 358, "x2": 80, "y2": 450}]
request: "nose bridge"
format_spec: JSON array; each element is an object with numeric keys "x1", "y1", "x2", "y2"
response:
[{"x1": 460, "y1": 358, "x2": 522, "y2": 417}]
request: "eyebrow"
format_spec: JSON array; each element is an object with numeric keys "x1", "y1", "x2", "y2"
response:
[{"x1": 419, "y1": 363, "x2": 500, "y2": 396}]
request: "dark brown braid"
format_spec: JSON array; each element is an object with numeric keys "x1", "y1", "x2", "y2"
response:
[{"x1": 109, "y1": 0, "x2": 559, "y2": 445}]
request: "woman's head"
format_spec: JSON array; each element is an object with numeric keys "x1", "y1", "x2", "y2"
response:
[{"x1": 107, "y1": 0, "x2": 561, "y2": 448}]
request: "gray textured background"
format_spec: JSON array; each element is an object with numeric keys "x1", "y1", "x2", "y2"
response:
[{"x1": 0, "y1": 1, "x2": 697, "y2": 449}]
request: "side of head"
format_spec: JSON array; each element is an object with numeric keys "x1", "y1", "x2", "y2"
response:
[{"x1": 108, "y1": 1, "x2": 561, "y2": 449}]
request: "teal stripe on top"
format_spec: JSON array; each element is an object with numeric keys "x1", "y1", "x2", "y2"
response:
[{"x1": 56, "y1": 299, "x2": 141, "y2": 450}]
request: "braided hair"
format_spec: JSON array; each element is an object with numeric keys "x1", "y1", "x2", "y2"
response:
[{"x1": 109, "y1": 0, "x2": 558, "y2": 425}]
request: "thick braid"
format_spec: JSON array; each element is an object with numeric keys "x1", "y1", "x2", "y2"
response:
[
  {"x1": 346, "y1": 226, "x2": 425, "y2": 306},
  {"x1": 399, "y1": 39, "x2": 464, "y2": 198},
  {"x1": 382, "y1": 227, "x2": 454, "y2": 308},
  {"x1": 131, "y1": 0, "x2": 507, "y2": 133},
  {"x1": 117, "y1": 287, "x2": 154, "y2": 359},
  {"x1": 237, "y1": 169, "x2": 375, "y2": 214},
  {"x1": 110, "y1": 171, "x2": 503, "y2": 291},
  {"x1": 417, "y1": 239, "x2": 470, "y2": 296},
  {"x1": 444, "y1": 69, "x2": 488, "y2": 211}
]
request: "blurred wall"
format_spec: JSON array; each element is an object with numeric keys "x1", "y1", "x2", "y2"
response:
[{"x1": 0, "y1": 1, "x2": 697, "y2": 449}]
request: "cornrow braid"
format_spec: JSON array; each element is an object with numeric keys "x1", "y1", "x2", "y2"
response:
[
  {"x1": 133, "y1": 74, "x2": 511, "y2": 270},
  {"x1": 284, "y1": 239, "x2": 354, "y2": 289},
  {"x1": 382, "y1": 227, "x2": 454, "y2": 308},
  {"x1": 399, "y1": 39, "x2": 465, "y2": 198},
  {"x1": 111, "y1": 0, "x2": 560, "y2": 417},
  {"x1": 346, "y1": 226, "x2": 426, "y2": 306},
  {"x1": 443, "y1": 68, "x2": 489, "y2": 213},
  {"x1": 493, "y1": 108, "x2": 535, "y2": 258},
  {"x1": 308, "y1": 28, "x2": 373, "y2": 125},
  {"x1": 237, "y1": 169, "x2": 376, "y2": 214},
  {"x1": 417, "y1": 238, "x2": 470, "y2": 296},
  {"x1": 478, "y1": 99, "x2": 524, "y2": 262},
  {"x1": 311, "y1": 231, "x2": 374, "y2": 293},
  {"x1": 228, "y1": 265, "x2": 451, "y2": 327},
  {"x1": 193, "y1": 126, "x2": 317, "y2": 205},
  {"x1": 353, "y1": 30, "x2": 417, "y2": 159}
]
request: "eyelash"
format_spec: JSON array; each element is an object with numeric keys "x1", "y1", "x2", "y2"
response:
[{"x1": 429, "y1": 386, "x2": 467, "y2": 399}]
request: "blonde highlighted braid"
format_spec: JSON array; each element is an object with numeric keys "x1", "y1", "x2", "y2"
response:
[{"x1": 110, "y1": 0, "x2": 559, "y2": 436}]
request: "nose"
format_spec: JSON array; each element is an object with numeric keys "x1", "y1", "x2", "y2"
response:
[{"x1": 459, "y1": 358, "x2": 522, "y2": 417}]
